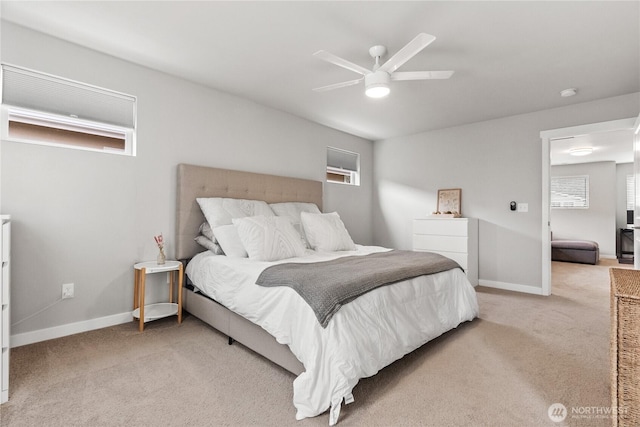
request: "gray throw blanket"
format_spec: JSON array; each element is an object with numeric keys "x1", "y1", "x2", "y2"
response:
[{"x1": 256, "y1": 250, "x2": 462, "y2": 328}]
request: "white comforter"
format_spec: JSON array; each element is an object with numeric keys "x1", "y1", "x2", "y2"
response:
[{"x1": 186, "y1": 245, "x2": 479, "y2": 425}]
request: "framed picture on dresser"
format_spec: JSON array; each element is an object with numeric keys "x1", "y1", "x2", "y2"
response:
[{"x1": 437, "y1": 188, "x2": 462, "y2": 215}]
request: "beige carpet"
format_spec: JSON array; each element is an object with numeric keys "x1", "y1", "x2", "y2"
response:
[{"x1": 0, "y1": 259, "x2": 628, "y2": 426}]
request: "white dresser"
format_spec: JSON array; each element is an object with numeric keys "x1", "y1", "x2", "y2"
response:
[
  {"x1": 413, "y1": 217, "x2": 478, "y2": 286},
  {"x1": 1, "y1": 216, "x2": 10, "y2": 403}
]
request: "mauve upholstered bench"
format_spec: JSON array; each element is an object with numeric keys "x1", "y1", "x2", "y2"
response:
[{"x1": 551, "y1": 239, "x2": 599, "y2": 265}]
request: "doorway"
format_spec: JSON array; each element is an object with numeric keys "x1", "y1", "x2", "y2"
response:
[{"x1": 540, "y1": 117, "x2": 638, "y2": 295}]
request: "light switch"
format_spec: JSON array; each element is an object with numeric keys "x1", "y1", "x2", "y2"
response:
[{"x1": 518, "y1": 203, "x2": 529, "y2": 212}]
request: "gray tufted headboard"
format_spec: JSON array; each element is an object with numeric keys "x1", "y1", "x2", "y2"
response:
[{"x1": 175, "y1": 163, "x2": 323, "y2": 260}]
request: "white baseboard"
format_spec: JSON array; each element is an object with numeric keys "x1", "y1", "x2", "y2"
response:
[
  {"x1": 10, "y1": 311, "x2": 132, "y2": 348},
  {"x1": 600, "y1": 254, "x2": 617, "y2": 260},
  {"x1": 478, "y1": 279, "x2": 545, "y2": 296},
  {"x1": 9, "y1": 278, "x2": 548, "y2": 347}
]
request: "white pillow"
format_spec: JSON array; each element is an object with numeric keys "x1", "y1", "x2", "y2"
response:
[
  {"x1": 213, "y1": 225, "x2": 248, "y2": 258},
  {"x1": 195, "y1": 222, "x2": 225, "y2": 254},
  {"x1": 196, "y1": 197, "x2": 275, "y2": 232},
  {"x1": 194, "y1": 235, "x2": 224, "y2": 255},
  {"x1": 269, "y1": 202, "x2": 321, "y2": 223},
  {"x1": 233, "y1": 216, "x2": 306, "y2": 261},
  {"x1": 300, "y1": 211, "x2": 356, "y2": 252},
  {"x1": 269, "y1": 202, "x2": 321, "y2": 248},
  {"x1": 198, "y1": 222, "x2": 215, "y2": 241}
]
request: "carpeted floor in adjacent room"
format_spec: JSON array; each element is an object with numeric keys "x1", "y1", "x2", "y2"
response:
[{"x1": 0, "y1": 259, "x2": 628, "y2": 426}]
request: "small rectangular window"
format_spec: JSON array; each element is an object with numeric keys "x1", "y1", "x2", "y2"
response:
[
  {"x1": 327, "y1": 147, "x2": 359, "y2": 186},
  {"x1": 551, "y1": 175, "x2": 589, "y2": 208},
  {"x1": 1, "y1": 63, "x2": 136, "y2": 156},
  {"x1": 627, "y1": 174, "x2": 635, "y2": 211}
]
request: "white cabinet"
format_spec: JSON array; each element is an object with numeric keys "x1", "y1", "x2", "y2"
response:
[
  {"x1": 1, "y1": 216, "x2": 10, "y2": 403},
  {"x1": 413, "y1": 217, "x2": 478, "y2": 286}
]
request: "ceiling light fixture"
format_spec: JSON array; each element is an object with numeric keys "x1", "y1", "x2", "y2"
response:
[
  {"x1": 569, "y1": 147, "x2": 593, "y2": 156},
  {"x1": 560, "y1": 88, "x2": 577, "y2": 97},
  {"x1": 365, "y1": 71, "x2": 390, "y2": 98}
]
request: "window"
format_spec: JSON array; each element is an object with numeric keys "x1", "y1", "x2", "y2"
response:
[
  {"x1": 551, "y1": 175, "x2": 589, "y2": 208},
  {"x1": 1, "y1": 64, "x2": 136, "y2": 156},
  {"x1": 326, "y1": 147, "x2": 359, "y2": 186},
  {"x1": 627, "y1": 174, "x2": 635, "y2": 211}
]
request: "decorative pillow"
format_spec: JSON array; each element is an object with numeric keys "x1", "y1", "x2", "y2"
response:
[
  {"x1": 196, "y1": 197, "x2": 275, "y2": 232},
  {"x1": 233, "y1": 216, "x2": 306, "y2": 261},
  {"x1": 300, "y1": 211, "x2": 356, "y2": 252},
  {"x1": 198, "y1": 222, "x2": 215, "y2": 241},
  {"x1": 269, "y1": 202, "x2": 321, "y2": 222},
  {"x1": 194, "y1": 235, "x2": 224, "y2": 255},
  {"x1": 213, "y1": 225, "x2": 248, "y2": 258},
  {"x1": 269, "y1": 202, "x2": 321, "y2": 248}
]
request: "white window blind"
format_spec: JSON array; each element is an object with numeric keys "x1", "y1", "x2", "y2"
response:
[
  {"x1": 327, "y1": 147, "x2": 358, "y2": 171},
  {"x1": 1, "y1": 63, "x2": 136, "y2": 155},
  {"x1": 551, "y1": 175, "x2": 589, "y2": 208},
  {"x1": 627, "y1": 174, "x2": 635, "y2": 211},
  {"x1": 2, "y1": 64, "x2": 135, "y2": 128}
]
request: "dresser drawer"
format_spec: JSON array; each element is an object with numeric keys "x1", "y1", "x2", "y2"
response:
[
  {"x1": 413, "y1": 219, "x2": 468, "y2": 236},
  {"x1": 1, "y1": 308, "x2": 7, "y2": 349},
  {"x1": 413, "y1": 235, "x2": 468, "y2": 253},
  {"x1": 1, "y1": 221, "x2": 8, "y2": 263},
  {"x1": 414, "y1": 249, "x2": 468, "y2": 270},
  {"x1": 2, "y1": 266, "x2": 8, "y2": 305},
  {"x1": 1, "y1": 348, "x2": 6, "y2": 391},
  {"x1": 0, "y1": 216, "x2": 9, "y2": 404}
]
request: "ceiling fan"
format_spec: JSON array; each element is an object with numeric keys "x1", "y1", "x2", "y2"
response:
[{"x1": 313, "y1": 33, "x2": 454, "y2": 98}]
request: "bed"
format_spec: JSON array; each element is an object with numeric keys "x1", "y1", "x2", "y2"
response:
[{"x1": 175, "y1": 163, "x2": 479, "y2": 425}]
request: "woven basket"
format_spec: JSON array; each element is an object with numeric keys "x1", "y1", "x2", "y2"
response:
[{"x1": 610, "y1": 268, "x2": 640, "y2": 427}]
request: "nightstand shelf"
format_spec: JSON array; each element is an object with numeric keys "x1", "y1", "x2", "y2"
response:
[
  {"x1": 133, "y1": 260, "x2": 183, "y2": 332},
  {"x1": 132, "y1": 302, "x2": 179, "y2": 322}
]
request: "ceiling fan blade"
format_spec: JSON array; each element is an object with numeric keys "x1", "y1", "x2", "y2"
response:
[
  {"x1": 378, "y1": 33, "x2": 436, "y2": 74},
  {"x1": 313, "y1": 78, "x2": 363, "y2": 92},
  {"x1": 313, "y1": 50, "x2": 371, "y2": 76},
  {"x1": 391, "y1": 71, "x2": 454, "y2": 81}
]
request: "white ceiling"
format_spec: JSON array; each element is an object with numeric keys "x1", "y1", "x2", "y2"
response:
[
  {"x1": 1, "y1": 1, "x2": 639, "y2": 141},
  {"x1": 550, "y1": 128, "x2": 634, "y2": 166}
]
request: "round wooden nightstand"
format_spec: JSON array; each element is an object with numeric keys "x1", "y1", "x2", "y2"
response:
[{"x1": 133, "y1": 260, "x2": 183, "y2": 332}]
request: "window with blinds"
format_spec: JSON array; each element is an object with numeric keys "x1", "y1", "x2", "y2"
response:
[
  {"x1": 626, "y1": 174, "x2": 635, "y2": 226},
  {"x1": 550, "y1": 175, "x2": 589, "y2": 208},
  {"x1": 327, "y1": 147, "x2": 360, "y2": 186},
  {"x1": 627, "y1": 174, "x2": 635, "y2": 210},
  {"x1": 1, "y1": 64, "x2": 136, "y2": 156}
]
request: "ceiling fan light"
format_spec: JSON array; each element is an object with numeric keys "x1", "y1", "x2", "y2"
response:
[
  {"x1": 366, "y1": 85, "x2": 390, "y2": 98},
  {"x1": 365, "y1": 71, "x2": 391, "y2": 98},
  {"x1": 569, "y1": 147, "x2": 593, "y2": 156}
]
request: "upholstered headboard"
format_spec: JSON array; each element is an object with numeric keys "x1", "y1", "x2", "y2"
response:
[{"x1": 175, "y1": 163, "x2": 323, "y2": 260}]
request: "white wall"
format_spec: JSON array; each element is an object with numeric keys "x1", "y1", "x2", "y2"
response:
[
  {"x1": 373, "y1": 92, "x2": 640, "y2": 293},
  {"x1": 3, "y1": 21, "x2": 639, "y2": 342},
  {"x1": 550, "y1": 162, "x2": 616, "y2": 257},
  {"x1": 1, "y1": 22, "x2": 373, "y2": 343}
]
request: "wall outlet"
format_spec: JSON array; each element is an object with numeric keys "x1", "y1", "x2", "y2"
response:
[
  {"x1": 62, "y1": 283, "x2": 74, "y2": 299},
  {"x1": 517, "y1": 203, "x2": 529, "y2": 213}
]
